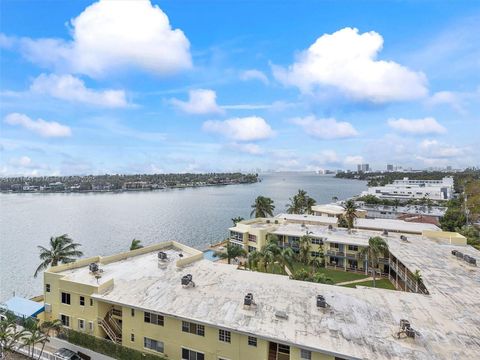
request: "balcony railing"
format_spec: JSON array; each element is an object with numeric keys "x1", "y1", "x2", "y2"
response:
[{"x1": 230, "y1": 238, "x2": 244, "y2": 245}]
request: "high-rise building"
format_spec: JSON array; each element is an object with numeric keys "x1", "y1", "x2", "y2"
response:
[
  {"x1": 387, "y1": 164, "x2": 394, "y2": 171},
  {"x1": 357, "y1": 164, "x2": 370, "y2": 172}
]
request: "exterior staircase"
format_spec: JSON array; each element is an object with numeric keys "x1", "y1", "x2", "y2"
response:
[{"x1": 98, "y1": 309, "x2": 122, "y2": 344}]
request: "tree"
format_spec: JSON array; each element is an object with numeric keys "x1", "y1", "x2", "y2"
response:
[
  {"x1": 278, "y1": 247, "x2": 296, "y2": 273},
  {"x1": 358, "y1": 236, "x2": 389, "y2": 287},
  {"x1": 129, "y1": 239, "x2": 143, "y2": 251},
  {"x1": 34, "y1": 235, "x2": 83, "y2": 278},
  {"x1": 214, "y1": 242, "x2": 246, "y2": 264},
  {"x1": 342, "y1": 200, "x2": 358, "y2": 229},
  {"x1": 247, "y1": 251, "x2": 261, "y2": 270},
  {"x1": 440, "y1": 199, "x2": 467, "y2": 231},
  {"x1": 0, "y1": 312, "x2": 29, "y2": 357},
  {"x1": 310, "y1": 256, "x2": 323, "y2": 272},
  {"x1": 286, "y1": 189, "x2": 316, "y2": 214},
  {"x1": 332, "y1": 196, "x2": 338, "y2": 202},
  {"x1": 299, "y1": 235, "x2": 312, "y2": 264},
  {"x1": 411, "y1": 270, "x2": 423, "y2": 293},
  {"x1": 250, "y1": 196, "x2": 275, "y2": 218},
  {"x1": 231, "y1": 217, "x2": 244, "y2": 226}
]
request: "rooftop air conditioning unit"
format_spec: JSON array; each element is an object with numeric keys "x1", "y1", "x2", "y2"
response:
[
  {"x1": 383, "y1": 230, "x2": 388, "y2": 236},
  {"x1": 455, "y1": 252, "x2": 464, "y2": 259},
  {"x1": 244, "y1": 293, "x2": 256, "y2": 308},
  {"x1": 89, "y1": 263, "x2": 99, "y2": 273},
  {"x1": 181, "y1": 274, "x2": 195, "y2": 288},
  {"x1": 328, "y1": 225, "x2": 333, "y2": 230},
  {"x1": 158, "y1": 251, "x2": 168, "y2": 261},
  {"x1": 316, "y1": 295, "x2": 327, "y2": 308},
  {"x1": 451, "y1": 250, "x2": 458, "y2": 256}
]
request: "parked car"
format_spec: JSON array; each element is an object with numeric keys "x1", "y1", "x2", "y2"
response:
[{"x1": 54, "y1": 348, "x2": 82, "y2": 360}]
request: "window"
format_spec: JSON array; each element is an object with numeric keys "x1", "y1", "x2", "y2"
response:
[
  {"x1": 131, "y1": 333, "x2": 135, "y2": 342},
  {"x1": 60, "y1": 314, "x2": 70, "y2": 327},
  {"x1": 330, "y1": 243, "x2": 339, "y2": 249},
  {"x1": 79, "y1": 296, "x2": 85, "y2": 306},
  {"x1": 230, "y1": 231, "x2": 243, "y2": 242},
  {"x1": 301, "y1": 349, "x2": 312, "y2": 360},
  {"x1": 218, "y1": 329, "x2": 231, "y2": 343},
  {"x1": 182, "y1": 321, "x2": 204, "y2": 336},
  {"x1": 90, "y1": 299, "x2": 93, "y2": 306},
  {"x1": 131, "y1": 308, "x2": 135, "y2": 317},
  {"x1": 144, "y1": 311, "x2": 164, "y2": 326},
  {"x1": 78, "y1": 319, "x2": 85, "y2": 331},
  {"x1": 311, "y1": 251, "x2": 321, "y2": 257},
  {"x1": 45, "y1": 284, "x2": 50, "y2": 293},
  {"x1": 248, "y1": 246, "x2": 257, "y2": 253},
  {"x1": 248, "y1": 234, "x2": 257, "y2": 243},
  {"x1": 312, "y1": 238, "x2": 323, "y2": 245},
  {"x1": 88, "y1": 321, "x2": 94, "y2": 332},
  {"x1": 248, "y1": 336, "x2": 257, "y2": 347},
  {"x1": 182, "y1": 348, "x2": 204, "y2": 360},
  {"x1": 278, "y1": 344, "x2": 290, "y2": 354},
  {"x1": 348, "y1": 245, "x2": 358, "y2": 252},
  {"x1": 61, "y1": 292, "x2": 71, "y2": 305},
  {"x1": 144, "y1": 337, "x2": 164, "y2": 353}
]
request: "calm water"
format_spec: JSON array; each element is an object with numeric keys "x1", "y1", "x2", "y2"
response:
[{"x1": 0, "y1": 173, "x2": 366, "y2": 301}]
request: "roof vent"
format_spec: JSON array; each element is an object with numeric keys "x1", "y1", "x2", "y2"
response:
[
  {"x1": 383, "y1": 229, "x2": 389, "y2": 236},
  {"x1": 179, "y1": 253, "x2": 184, "y2": 258},
  {"x1": 451, "y1": 250, "x2": 458, "y2": 256},
  {"x1": 328, "y1": 225, "x2": 333, "y2": 230},
  {"x1": 243, "y1": 293, "x2": 257, "y2": 309},
  {"x1": 400, "y1": 235, "x2": 408, "y2": 242},
  {"x1": 158, "y1": 251, "x2": 168, "y2": 261},
  {"x1": 316, "y1": 295, "x2": 328, "y2": 308},
  {"x1": 455, "y1": 251, "x2": 464, "y2": 259},
  {"x1": 275, "y1": 310, "x2": 288, "y2": 320},
  {"x1": 89, "y1": 263, "x2": 99, "y2": 273},
  {"x1": 464, "y1": 255, "x2": 477, "y2": 266},
  {"x1": 181, "y1": 274, "x2": 195, "y2": 288},
  {"x1": 397, "y1": 319, "x2": 418, "y2": 339}
]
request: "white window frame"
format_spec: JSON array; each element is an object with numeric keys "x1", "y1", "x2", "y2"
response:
[
  {"x1": 59, "y1": 314, "x2": 70, "y2": 328},
  {"x1": 78, "y1": 318, "x2": 85, "y2": 331}
]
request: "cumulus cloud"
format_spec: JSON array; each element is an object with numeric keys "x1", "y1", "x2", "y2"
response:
[
  {"x1": 170, "y1": 89, "x2": 223, "y2": 115},
  {"x1": 344, "y1": 155, "x2": 364, "y2": 165},
  {"x1": 240, "y1": 69, "x2": 269, "y2": 84},
  {"x1": 9, "y1": 156, "x2": 33, "y2": 167},
  {"x1": 20, "y1": 0, "x2": 191, "y2": 77},
  {"x1": 30, "y1": 73, "x2": 128, "y2": 107},
  {"x1": 388, "y1": 117, "x2": 446, "y2": 135},
  {"x1": 4, "y1": 113, "x2": 72, "y2": 137},
  {"x1": 202, "y1": 116, "x2": 274, "y2": 141},
  {"x1": 419, "y1": 139, "x2": 465, "y2": 158},
  {"x1": 273, "y1": 27, "x2": 428, "y2": 103},
  {"x1": 311, "y1": 150, "x2": 340, "y2": 165},
  {"x1": 291, "y1": 115, "x2": 358, "y2": 139}
]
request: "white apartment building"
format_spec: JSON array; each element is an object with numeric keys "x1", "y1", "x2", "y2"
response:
[{"x1": 362, "y1": 176, "x2": 454, "y2": 201}]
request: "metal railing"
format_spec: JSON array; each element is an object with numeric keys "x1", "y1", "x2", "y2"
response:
[
  {"x1": 98, "y1": 309, "x2": 122, "y2": 344},
  {"x1": 13, "y1": 344, "x2": 60, "y2": 360}
]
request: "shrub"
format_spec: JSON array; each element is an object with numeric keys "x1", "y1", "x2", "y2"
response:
[{"x1": 62, "y1": 329, "x2": 166, "y2": 360}]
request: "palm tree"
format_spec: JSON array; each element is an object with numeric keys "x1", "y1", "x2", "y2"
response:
[
  {"x1": 278, "y1": 247, "x2": 295, "y2": 273},
  {"x1": 36, "y1": 319, "x2": 62, "y2": 359},
  {"x1": 130, "y1": 239, "x2": 143, "y2": 251},
  {"x1": 0, "y1": 313, "x2": 29, "y2": 356},
  {"x1": 286, "y1": 189, "x2": 316, "y2": 214},
  {"x1": 247, "y1": 251, "x2": 261, "y2": 270},
  {"x1": 359, "y1": 236, "x2": 389, "y2": 287},
  {"x1": 332, "y1": 196, "x2": 339, "y2": 202},
  {"x1": 342, "y1": 199, "x2": 358, "y2": 229},
  {"x1": 231, "y1": 217, "x2": 244, "y2": 226},
  {"x1": 411, "y1": 269, "x2": 423, "y2": 293},
  {"x1": 34, "y1": 235, "x2": 83, "y2": 278},
  {"x1": 214, "y1": 242, "x2": 246, "y2": 264},
  {"x1": 305, "y1": 196, "x2": 316, "y2": 214},
  {"x1": 310, "y1": 256, "x2": 323, "y2": 272},
  {"x1": 299, "y1": 235, "x2": 312, "y2": 264},
  {"x1": 250, "y1": 196, "x2": 275, "y2": 218}
]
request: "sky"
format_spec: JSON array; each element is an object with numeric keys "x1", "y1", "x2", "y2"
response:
[{"x1": 0, "y1": 0, "x2": 479, "y2": 176}]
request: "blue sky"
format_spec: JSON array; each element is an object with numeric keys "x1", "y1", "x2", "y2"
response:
[{"x1": 1, "y1": 0, "x2": 479, "y2": 175}]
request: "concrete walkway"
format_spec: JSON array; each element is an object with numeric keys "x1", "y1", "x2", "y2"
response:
[{"x1": 336, "y1": 277, "x2": 373, "y2": 286}]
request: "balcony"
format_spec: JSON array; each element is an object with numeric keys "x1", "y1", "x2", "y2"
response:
[
  {"x1": 326, "y1": 250, "x2": 344, "y2": 257},
  {"x1": 230, "y1": 238, "x2": 244, "y2": 246}
]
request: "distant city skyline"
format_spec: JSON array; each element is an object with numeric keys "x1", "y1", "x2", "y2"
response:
[{"x1": 1, "y1": 0, "x2": 479, "y2": 176}]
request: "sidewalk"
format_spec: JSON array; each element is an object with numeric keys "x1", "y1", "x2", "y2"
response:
[{"x1": 336, "y1": 277, "x2": 373, "y2": 286}]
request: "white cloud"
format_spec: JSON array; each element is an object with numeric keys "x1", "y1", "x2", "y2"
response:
[
  {"x1": 170, "y1": 89, "x2": 223, "y2": 115},
  {"x1": 20, "y1": 0, "x2": 191, "y2": 77},
  {"x1": 202, "y1": 116, "x2": 274, "y2": 141},
  {"x1": 0, "y1": 33, "x2": 14, "y2": 48},
  {"x1": 291, "y1": 115, "x2": 358, "y2": 139},
  {"x1": 10, "y1": 156, "x2": 33, "y2": 167},
  {"x1": 240, "y1": 69, "x2": 269, "y2": 84},
  {"x1": 311, "y1": 150, "x2": 340, "y2": 165},
  {"x1": 388, "y1": 117, "x2": 446, "y2": 135},
  {"x1": 344, "y1": 155, "x2": 364, "y2": 165},
  {"x1": 4, "y1": 113, "x2": 72, "y2": 137},
  {"x1": 30, "y1": 73, "x2": 128, "y2": 107},
  {"x1": 273, "y1": 27, "x2": 428, "y2": 103},
  {"x1": 419, "y1": 139, "x2": 465, "y2": 158}
]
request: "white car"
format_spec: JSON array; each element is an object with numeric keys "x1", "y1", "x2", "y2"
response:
[{"x1": 54, "y1": 348, "x2": 82, "y2": 360}]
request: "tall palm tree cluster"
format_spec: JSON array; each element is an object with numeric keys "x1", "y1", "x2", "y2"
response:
[
  {"x1": 0, "y1": 312, "x2": 62, "y2": 359},
  {"x1": 341, "y1": 199, "x2": 358, "y2": 229},
  {"x1": 250, "y1": 196, "x2": 275, "y2": 218},
  {"x1": 246, "y1": 235, "x2": 296, "y2": 273},
  {"x1": 286, "y1": 189, "x2": 316, "y2": 215},
  {"x1": 359, "y1": 236, "x2": 389, "y2": 287}
]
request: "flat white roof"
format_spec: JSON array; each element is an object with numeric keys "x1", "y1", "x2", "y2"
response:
[
  {"x1": 52, "y1": 236, "x2": 480, "y2": 360},
  {"x1": 354, "y1": 218, "x2": 440, "y2": 233},
  {"x1": 275, "y1": 213, "x2": 337, "y2": 224},
  {"x1": 311, "y1": 203, "x2": 345, "y2": 215}
]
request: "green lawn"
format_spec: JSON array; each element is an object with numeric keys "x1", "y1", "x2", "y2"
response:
[
  {"x1": 291, "y1": 261, "x2": 368, "y2": 284},
  {"x1": 341, "y1": 278, "x2": 397, "y2": 290}
]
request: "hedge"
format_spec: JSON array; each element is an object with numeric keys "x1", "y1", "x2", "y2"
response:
[{"x1": 60, "y1": 329, "x2": 167, "y2": 360}]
